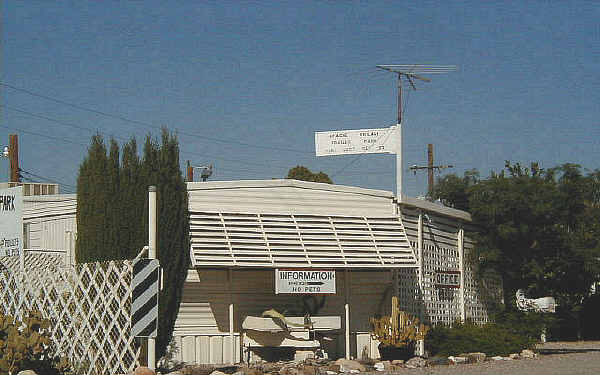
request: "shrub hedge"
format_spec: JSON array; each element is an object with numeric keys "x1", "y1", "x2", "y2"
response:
[{"x1": 425, "y1": 314, "x2": 542, "y2": 357}]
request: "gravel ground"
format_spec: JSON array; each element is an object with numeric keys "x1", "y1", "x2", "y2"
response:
[{"x1": 411, "y1": 341, "x2": 600, "y2": 375}]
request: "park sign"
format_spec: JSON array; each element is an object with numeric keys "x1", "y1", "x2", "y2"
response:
[
  {"x1": 0, "y1": 186, "x2": 23, "y2": 260},
  {"x1": 315, "y1": 126, "x2": 397, "y2": 157},
  {"x1": 275, "y1": 269, "x2": 336, "y2": 294}
]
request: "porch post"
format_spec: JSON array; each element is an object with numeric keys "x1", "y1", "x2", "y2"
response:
[{"x1": 345, "y1": 269, "x2": 351, "y2": 359}]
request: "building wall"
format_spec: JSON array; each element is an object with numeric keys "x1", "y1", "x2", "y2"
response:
[
  {"x1": 22, "y1": 194, "x2": 77, "y2": 265},
  {"x1": 172, "y1": 269, "x2": 394, "y2": 363}
]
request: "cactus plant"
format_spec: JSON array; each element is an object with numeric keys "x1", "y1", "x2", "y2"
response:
[{"x1": 370, "y1": 296, "x2": 429, "y2": 348}]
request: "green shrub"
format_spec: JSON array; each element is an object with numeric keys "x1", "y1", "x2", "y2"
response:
[
  {"x1": 425, "y1": 319, "x2": 538, "y2": 357},
  {"x1": 0, "y1": 311, "x2": 72, "y2": 375}
]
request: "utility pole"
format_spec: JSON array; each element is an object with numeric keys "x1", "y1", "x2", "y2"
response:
[
  {"x1": 409, "y1": 143, "x2": 453, "y2": 196},
  {"x1": 186, "y1": 160, "x2": 194, "y2": 182},
  {"x1": 9, "y1": 134, "x2": 20, "y2": 183}
]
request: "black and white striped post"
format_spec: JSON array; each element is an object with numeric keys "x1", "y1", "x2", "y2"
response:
[
  {"x1": 132, "y1": 258, "x2": 159, "y2": 338},
  {"x1": 148, "y1": 186, "x2": 157, "y2": 370}
]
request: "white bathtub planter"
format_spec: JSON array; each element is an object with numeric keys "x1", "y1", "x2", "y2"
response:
[{"x1": 242, "y1": 315, "x2": 342, "y2": 362}]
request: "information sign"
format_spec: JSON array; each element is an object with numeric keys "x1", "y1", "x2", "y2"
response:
[
  {"x1": 275, "y1": 269, "x2": 336, "y2": 294},
  {"x1": 0, "y1": 186, "x2": 23, "y2": 260},
  {"x1": 315, "y1": 126, "x2": 397, "y2": 156}
]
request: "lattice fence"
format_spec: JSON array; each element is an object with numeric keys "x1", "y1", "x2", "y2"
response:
[
  {"x1": 0, "y1": 253, "x2": 140, "y2": 375},
  {"x1": 398, "y1": 207, "x2": 502, "y2": 326}
]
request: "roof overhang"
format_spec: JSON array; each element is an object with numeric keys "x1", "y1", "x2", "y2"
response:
[{"x1": 190, "y1": 211, "x2": 418, "y2": 269}]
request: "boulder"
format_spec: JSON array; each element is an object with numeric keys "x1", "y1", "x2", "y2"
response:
[
  {"x1": 426, "y1": 357, "x2": 449, "y2": 366},
  {"x1": 448, "y1": 356, "x2": 467, "y2": 365},
  {"x1": 332, "y1": 359, "x2": 365, "y2": 373},
  {"x1": 17, "y1": 371, "x2": 38, "y2": 375},
  {"x1": 298, "y1": 365, "x2": 317, "y2": 375},
  {"x1": 210, "y1": 371, "x2": 229, "y2": 375},
  {"x1": 135, "y1": 367, "x2": 157, "y2": 375},
  {"x1": 405, "y1": 357, "x2": 426, "y2": 369},
  {"x1": 464, "y1": 352, "x2": 486, "y2": 364},
  {"x1": 509, "y1": 353, "x2": 520, "y2": 359},
  {"x1": 373, "y1": 361, "x2": 392, "y2": 371},
  {"x1": 521, "y1": 349, "x2": 536, "y2": 359}
]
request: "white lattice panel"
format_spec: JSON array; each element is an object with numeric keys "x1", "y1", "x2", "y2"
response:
[
  {"x1": 0, "y1": 253, "x2": 139, "y2": 375},
  {"x1": 398, "y1": 207, "x2": 502, "y2": 326}
]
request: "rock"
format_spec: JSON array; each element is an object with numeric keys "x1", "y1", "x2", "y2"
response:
[
  {"x1": 448, "y1": 356, "x2": 467, "y2": 364},
  {"x1": 464, "y1": 352, "x2": 486, "y2": 364},
  {"x1": 405, "y1": 357, "x2": 427, "y2": 368},
  {"x1": 17, "y1": 371, "x2": 38, "y2": 375},
  {"x1": 373, "y1": 361, "x2": 390, "y2": 371},
  {"x1": 427, "y1": 356, "x2": 449, "y2": 366},
  {"x1": 391, "y1": 360, "x2": 405, "y2": 366},
  {"x1": 491, "y1": 356, "x2": 504, "y2": 361},
  {"x1": 325, "y1": 371, "x2": 337, "y2": 375},
  {"x1": 509, "y1": 353, "x2": 520, "y2": 359},
  {"x1": 279, "y1": 367, "x2": 298, "y2": 375},
  {"x1": 332, "y1": 359, "x2": 365, "y2": 373},
  {"x1": 210, "y1": 371, "x2": 229, "y2": 375},
  {"x1": 135, "y1": 367, "x2": 157, "y2": 375},
  {"x1": 298, "y1": 365, "x2": 317, "y2": 375},
  {"x1": 165, "y1": 371, "x2": 183, "y2": 375},
  {"x1": 521, "y1": 349, "x2": 536, "y2": 359},
  {"x1": 327, "y1": 364, "x2": 340, "y2": 372}
]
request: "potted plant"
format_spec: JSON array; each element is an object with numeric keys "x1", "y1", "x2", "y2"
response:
[{"x1": 370, "y1": 296, "x2": 429, "y2": 360}]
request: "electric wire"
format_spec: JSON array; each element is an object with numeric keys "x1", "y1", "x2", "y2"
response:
[{"x1": 0, "y1": 81, "x2": 312, "y2": 155}]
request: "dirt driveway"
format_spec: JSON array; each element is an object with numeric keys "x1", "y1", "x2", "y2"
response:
[{"x1": 414, "y1": 341, "x2": 600, "y2": 375}]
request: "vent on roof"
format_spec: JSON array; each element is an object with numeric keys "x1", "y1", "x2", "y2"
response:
[{"x1": 189, "y1": 212, "x2": 418, "y2": 268}]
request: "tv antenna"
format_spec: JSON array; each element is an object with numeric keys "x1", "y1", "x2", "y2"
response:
[{"x1": 376, "y1": 65, "x2": 456, "y2": 200}]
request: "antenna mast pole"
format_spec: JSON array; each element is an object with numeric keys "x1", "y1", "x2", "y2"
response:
[
  {"x1": 396, "y1": 74, "x2": 403, "y2": 201},
  {"x1": 377, "y1": 64, "x2": 456, "y2": 202}
]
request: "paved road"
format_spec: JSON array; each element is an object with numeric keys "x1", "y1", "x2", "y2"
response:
[{"x1": 412, "y1": 342, "x2": 600, "y2": 375}]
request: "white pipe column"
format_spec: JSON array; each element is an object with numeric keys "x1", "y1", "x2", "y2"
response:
[
  {"x1": 148, "y1": 186, "x2": 157, "y2": 370},
  {"x1": 228, "y1": 269, "x2": 235, "y2": 364},
  {"x1": 344, "y1": 270, "x2": 350, "y2": 360},
  {"x1": 396, "y1": 123, "x2": 403, "y2": 202},
  {"x1": 458, "y1": 228, "x2": 466, "y2": 322},
  {"x1": 417, "y1": 212, "x2": 424, "y2": 356}
]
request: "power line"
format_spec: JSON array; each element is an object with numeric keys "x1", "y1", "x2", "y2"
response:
[
  {"x1": 1, "y1": 104, "x2": 131, "y2": 142},
  {"x1": 1, "y1": 81, "x2": 312, "y2": 154},
  {"x1": 1, "y1": 124, "x2": 88, "y2": 146}
]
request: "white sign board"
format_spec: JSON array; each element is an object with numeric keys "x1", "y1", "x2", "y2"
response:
[
  {"x1": 315, "y1": 126, "x2": 397, "y2": 156},
  {"x1": 275, "y1": 269, "x2": 336, "y2": 294},
  {"x1": 0, "y1": 186, "x2": 23, "y2": 260}
]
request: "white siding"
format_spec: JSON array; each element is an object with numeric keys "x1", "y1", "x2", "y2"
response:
[
  {"x1": 187, "y1": 180, "x2": 396, "y2": 217},
  {"x1": 173, "y1": 269, "x2": 394, "y2": 363},
  {"x1": 23, "y1": 194, "x2": 77, "y2": 264}
]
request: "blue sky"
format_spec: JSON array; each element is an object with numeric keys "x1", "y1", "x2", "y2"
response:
[{"x1": 1, "y1": 1, "x2": 598, "y2": 196}]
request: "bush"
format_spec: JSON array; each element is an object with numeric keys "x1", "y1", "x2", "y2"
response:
[
  {"x1": 426, "y1": 319, "x2": 538, "y2": 357},
  {"x1": 0, "y1": 311, "x2": 72, "y2": 375}
]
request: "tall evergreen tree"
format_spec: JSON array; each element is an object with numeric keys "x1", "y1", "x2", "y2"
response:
[
  {"x1": 76, "y1": 129, "x2": 189, "y2": 358},
  {"x1": 76, "y1": 134, "x2": 109, "y2": 263}
]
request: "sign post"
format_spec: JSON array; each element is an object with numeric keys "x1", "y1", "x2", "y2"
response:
[{"x1": 0, "y1": 186, "x2": 24, "y2": 270}]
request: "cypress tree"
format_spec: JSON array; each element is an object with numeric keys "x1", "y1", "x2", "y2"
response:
[
  {"x1": 76, "y1": 128, "x2": 189, "y2": 358},
  {"x1": 142, "y1": 129, "x2": 190, "y2": 357},
  {"x1": 76, "y1": 134, "x2": 109, "y2": 263}
]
